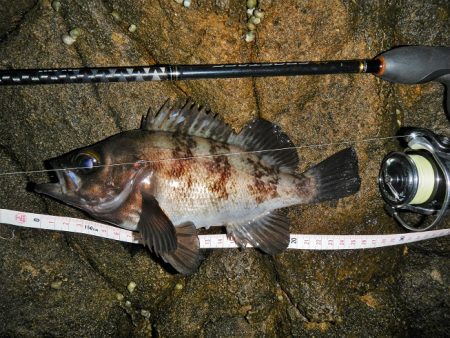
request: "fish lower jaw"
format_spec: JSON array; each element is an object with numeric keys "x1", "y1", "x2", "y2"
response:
[
  {"x1": 34, "y1": 182, "x2": 62, "y2": 196},
  {"x1": 34, "y1": 182, "x2": 89, "y2": 209}
]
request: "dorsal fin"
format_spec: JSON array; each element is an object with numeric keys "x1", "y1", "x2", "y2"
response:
[
  {"x1": 142, "y1": 99, "x2": 234, "y2": 143},
  {"x1": 142, "y1": 99, "x2": 299, "y2": 172},
  {"x1": 230, "y1": 119, "x2": 299, "y2": 172}
]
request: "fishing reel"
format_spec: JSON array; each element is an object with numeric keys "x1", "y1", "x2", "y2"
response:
[{"x1": 378, "y1": 128, "x2": 450, "y2": 231}]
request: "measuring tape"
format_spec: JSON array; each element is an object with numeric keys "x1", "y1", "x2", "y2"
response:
[{"x1": 0, "y1": 208, "x2": 448, "y2": 249}]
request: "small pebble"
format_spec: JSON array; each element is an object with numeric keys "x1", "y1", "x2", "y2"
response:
[
  {"x1": 174, "y1": 283, "x2": 183, "y2": 290},
  {"x1": 127, "y1": 281, "x2": 136, "y2": 294},
  {"x1": 69, "y1": 28, "x2": 81, "y2": 39},
  {"x1": 62, "y1": 34, "x2": 76, "y2": 45},
  {"x1": 116, "y1": 293, "x2": 124, "y2": 301},
  {"x1": 141, "y1": 309, "x2": 151, "y2": 318},
  {"x1": 175, "y1": 0, "x2": 183, "y2": 3},
  {"x1": 277, "y1": 294, "x2": 283, "y2": 301},
  {"x1": 254, "y1": 9, "x2": 265, "y2": 18},
  {"x1": 128, "y1": 24, "x2": 137, "y2": 32},
  {"x1": 246, "y1": 22, "x2": 256, "y2": 31},
  {"x1": 125, "y1": 300, "x2": 131, "y2": 307},
  {"x1": 249, "y1": 16, "x2": 261, "y2": 25},
  {"x1": 430, "y1": 269, "x2": 444, "y2": 284},
  {"x1": 111, "y1": 10, "x2": 120, "y2": 21},
  {"x1": 51, "y1": 0, "x2": 61, "y2": 12},
  {"x1": 246, "y1": 8, "x2": 254, "y2": 17},
  {"x1": 245, "y1": 31, "x2": 255, "y2": 42},
  {"x1": 183, "y1": 0, "x2": 191, "y2": 7},
  {"x1": 51, "y1": 281, "x2": 62, "y2": 289},
  {"x1": 402, "y1": 245, "x2": 408, "y2": 256},
  {"x1": 246, "y1": 0, "x2": 257, "y2": 9}
]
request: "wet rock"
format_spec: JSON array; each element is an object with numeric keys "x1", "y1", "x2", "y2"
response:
[
  {"x1": 395, "y1": 237, "x2": 450, "y2": 337},
  {"x1": 0, "y1": 0, "x2": 448, "y2": 336},
  {"x1": 155, "y1": 249, "x2": 280, "y2": 336},
  {"x1": 0, "y1": 0, "x2": 37, "y2": 41}
]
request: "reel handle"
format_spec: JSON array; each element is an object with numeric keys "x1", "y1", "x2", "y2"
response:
[{"x1": 376, "y1": 46, "x2": 450, "y2": 113}]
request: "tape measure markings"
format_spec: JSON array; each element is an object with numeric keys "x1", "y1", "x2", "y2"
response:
[{"x1": 0, "y1": 209, "x2": 448, "y2": 250}]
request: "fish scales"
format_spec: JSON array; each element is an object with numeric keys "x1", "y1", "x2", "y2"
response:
[
  {"x1": 134, "y1": 132, "x2": 310, "y2": 229},
  {"x1": 35, "y1": 99, "x2": 360, "y2": 274}
]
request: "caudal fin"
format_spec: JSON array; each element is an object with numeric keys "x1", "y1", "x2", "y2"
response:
[
  {"x1": 304, "y1": 147, "x2": 360, "y2": 203},
  {"x1": 160, "y1": 222, "x2": 201, "y2": 275}
]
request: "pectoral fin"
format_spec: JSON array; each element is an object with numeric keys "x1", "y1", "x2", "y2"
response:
[{"x1": 138, "y1": 191, "x2": 177, "y2": 255}]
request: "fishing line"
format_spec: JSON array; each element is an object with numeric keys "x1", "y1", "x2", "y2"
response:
[{"x1": 0, "y1": 134, "x2": 404, "y2": 177}]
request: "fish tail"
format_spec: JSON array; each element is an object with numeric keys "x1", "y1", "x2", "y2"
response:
[
  {"x1": 304, "y1": 147, "x2": 360, "y2": 203},
  {"x1": 160, "y1": 222, "x2": 202, "y2": 275}
]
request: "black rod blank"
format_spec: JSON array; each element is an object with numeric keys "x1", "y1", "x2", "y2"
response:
[{"x1": 0, "y1": 59, "x2": 382, "y2": 86}]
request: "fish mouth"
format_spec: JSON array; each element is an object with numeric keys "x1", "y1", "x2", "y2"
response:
[{"x1": 34, "y1": 161, "x2": 85, "y2": 208}]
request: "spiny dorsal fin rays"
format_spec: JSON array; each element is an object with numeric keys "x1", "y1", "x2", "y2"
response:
[
  {"x1": 141, "y1": 98, "x2": 299, "y2": 172},
  {"x1": 142, "y1": 99, "x2": 235, "y2": 143}
]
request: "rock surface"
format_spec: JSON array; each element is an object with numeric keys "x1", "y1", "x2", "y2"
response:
[{"x1": 0, "y1": 0, "x2": 449, "y2": 336}]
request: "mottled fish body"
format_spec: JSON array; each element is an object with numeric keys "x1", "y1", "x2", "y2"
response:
[
  {"x1": 103, "y1": 132, "x2": 307, "y2": 228},
  {"x1": 35, "y1": 100, "x2": 360, "y2": 274}
]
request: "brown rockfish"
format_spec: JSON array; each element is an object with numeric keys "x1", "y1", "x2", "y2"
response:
[{"x1": 35, "y1": 100, "x2": 360, "y2": 274}]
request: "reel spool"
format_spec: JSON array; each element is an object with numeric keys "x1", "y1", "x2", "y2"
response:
[{"x1": 379, "y1": 128, "x2": 450, "y2": 231}]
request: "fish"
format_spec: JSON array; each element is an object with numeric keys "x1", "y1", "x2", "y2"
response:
[{"x1": 35, "y1": 99, "x2": 361, "y2": 274}]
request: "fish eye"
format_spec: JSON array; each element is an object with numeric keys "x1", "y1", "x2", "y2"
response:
[{"x1": 74, "y1": 151, "x2": 100, "y2": 173}]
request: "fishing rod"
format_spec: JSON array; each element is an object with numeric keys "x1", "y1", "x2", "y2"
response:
[
  {"x1": 1, "y1": 46, "x2": 449, "y2": 110},
  {"x1": 1, "y1": 45, "x2": 450, "y2": 232}
]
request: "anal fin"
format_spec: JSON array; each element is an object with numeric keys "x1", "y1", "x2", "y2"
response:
[
  {"x1": 160, "y1": 222, "x2": 201, "y2": 275},
  {"x1": 227, "y1": 210, "x2": 290, "y2": 255}
]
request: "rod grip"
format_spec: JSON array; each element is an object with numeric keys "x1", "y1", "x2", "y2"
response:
[
  {"x1": 376, "y1": 46, "x2": 450, "y2": 84},
  {"x1": 376, "y1": 46, "x2": 450, "y2": 113}
]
